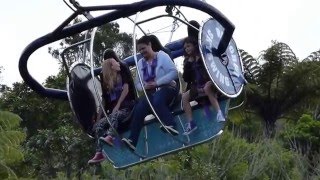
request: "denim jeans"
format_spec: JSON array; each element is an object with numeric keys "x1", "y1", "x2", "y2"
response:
[{"x1": 128, "y1": 86, "x2": 178, "y2": 146}]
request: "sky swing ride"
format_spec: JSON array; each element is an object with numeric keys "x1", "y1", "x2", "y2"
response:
[{"x1": 19, "y1": 0, "x2": 246, "y2": 169}]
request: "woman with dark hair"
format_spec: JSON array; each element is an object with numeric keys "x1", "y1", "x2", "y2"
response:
[
  {"x1": 182, "y1": 37, "x2": 225, "y2": 135},
  {"x1": 122, "y1": 35, "x2": 179, "y2": 151},
  {"x1": 88, "y1": 49, "x2": 135, "y2": 164}
]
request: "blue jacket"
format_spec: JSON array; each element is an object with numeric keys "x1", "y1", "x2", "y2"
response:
[{"x1": 135, "y1": 50, "x2": 178, "y2": 91}]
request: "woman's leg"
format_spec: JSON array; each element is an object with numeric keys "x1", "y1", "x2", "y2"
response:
[
  {"x1": 182, "y1": 90, "x2": 192, "y2": 122},
  {"x1": 182, "y1": 90, "x2": 198, "y2": 135},
  {"x1": 88, "y1": 118, "x2": 108, "y2": 164},
  {"x1": 92, "y1": 118, "x2": 108, "y2": 152},
  {"x1": 203, "y1": 81, "x2": 220, "y2": 111},
  {"x1": 151, "y1": 87, "x2": 177, "y2": 127},
  {"x1": 106, "y1": 108, "x2": 130, "y2": 136},
  {"x1": 128, "y1": 96, "x2": 151, "y2": 147},
  {"x1": 203, "y1": 81, "x2": 225, "y2": 122}
]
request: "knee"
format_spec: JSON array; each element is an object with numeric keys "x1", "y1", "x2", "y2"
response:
[
  {"x1": 182, "y1": 91, "x2": 190, "y2": 103},
  {"x1": 132, "y1": 101, "x2": 149, "y2": 119},
  {"x1": 152, "y1": 97, "x2": 166, "y2": 107},
  {"x1": 136, "y1": 98, "x2": 148, "y2": 109},
  {"x1": 204, "y1": 82, "x2": 218, "y2": 97},
  {"x1": 203, "y1": 83, "x2": 211, "y2": 94}
]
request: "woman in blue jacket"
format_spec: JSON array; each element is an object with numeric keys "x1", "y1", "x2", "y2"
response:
[{"x1": 122, "y1": 35, "x2": 179, "y2": 151}]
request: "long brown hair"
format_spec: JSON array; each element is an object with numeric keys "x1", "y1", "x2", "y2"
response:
[
  {"x1": 102, "y1": 49, "x2": 121, "y2": 92},
  {"x1": 183, "y1": 36, "x2": 200, "y2": 58}
]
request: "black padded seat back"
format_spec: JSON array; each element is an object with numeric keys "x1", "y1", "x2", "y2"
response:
[
  {"x1": 187, "y1": 20, "x2": 200, "y2": 39},
  {"x1": 149, "y1": 35, "x2": 172, "y2": 58}
]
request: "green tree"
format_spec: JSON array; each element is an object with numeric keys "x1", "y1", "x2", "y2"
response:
[
  {"x1": 0, "y1": 111, "x2": 26, "y2": 179},
  {"x1": 282, "y1": 114, "x2": 320, "y2": 154},
  {"x1": 49, "y1": 19, "x2": 133, "y2": 74},
  {"x1": 241, "y1": 42, "x2": 320, "y2": 135},
  {"x1": 0, "y1": 81, "x2": 70, "y2": 136},
  {"x1": 24, "y1": 125, "x2": 92, "y2": 178},
  {"x1": 0, "y1": 66, "x2": 8, "y2": 94}
]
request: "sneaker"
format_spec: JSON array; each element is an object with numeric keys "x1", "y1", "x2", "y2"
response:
[
  {"x1": 99, "y1": 135, "x2": 114, "y2": 146},
  {"x1": 160, "y1": 125, "x2": 179, "y2": 135},
  {"x1": 122, "y1": 138, "x2": 136, "y2": 151},
  {"x1": 216, "y1": 111, "x2": 226, "y2": 122},
  {"x1": 183, "y1": 121, "x2": 198, "y2": 135},
  {"x1": 88, "y1": 152, "x2": 105, "y2": 164}
]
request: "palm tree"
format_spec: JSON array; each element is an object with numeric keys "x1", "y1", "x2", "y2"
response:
[
  {"x1": 0, "y1": 111, "x2": 26, "y2": 179},
  {"x1": 303, "y1": 49, "x2": 320, "y2": 62},
  {"x1": 239, "y1": 49, "x2": 261, "y2": 84},
  {"x1": 241, "y1": 41, "x2": 320, "y2": 135}
]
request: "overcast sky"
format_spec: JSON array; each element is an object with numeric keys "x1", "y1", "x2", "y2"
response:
[{"x1": 1, "y1": 0, "x2": 319, "y2": 86}]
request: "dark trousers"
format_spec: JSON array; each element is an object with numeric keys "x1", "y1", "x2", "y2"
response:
[
  {"x1": 129, "y1": 86, "x2": 178, "y2": 146},
  {"x1": 93, "y1": 108, "x2": 130, "y2": 152}
]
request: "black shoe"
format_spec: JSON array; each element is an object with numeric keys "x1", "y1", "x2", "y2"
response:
[
  {"x1": 160, "y1": 125, "x2": 179, "y2": 135},
  {"x1": 121, "y1": 138, "x2": 136, "y2": 151}
]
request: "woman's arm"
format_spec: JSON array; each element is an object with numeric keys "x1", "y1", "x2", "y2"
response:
[
  {"x1": 112, "y1": 83, "x2": 129, "y2": 113},
  {"x1": 155, "y1": 51, "x2": 178, "y2": 86}
]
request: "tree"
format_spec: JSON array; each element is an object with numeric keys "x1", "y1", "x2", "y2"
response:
[
  {"x1": 49, "y1": 19, "x2": 133, "y2": 74},
  {"x1": 23, "y1": 125, "x2": 92, "y2": 178},
  {"x1": 0, "y1": 66, "x2": 3, "y2": 83},
  {"x1": 0, "y1": 66, "x2": 8, "y2": 95},
  {"x1": 0, "y1": 81, "x2": 70, "y2": 136},
  {"x1": 282, "y1": 114, "x2": 320, "y2": 154},
  {"x1": 241, "y1": 41, "x2": 320, "y2": 135},
  {"x1": 0, "y1": 111, "x2": 26, "y2": 179}
]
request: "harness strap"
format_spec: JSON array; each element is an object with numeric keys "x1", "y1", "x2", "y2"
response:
[{"x1": 142, "y1": 57, "x2": 158, "y2": 82}]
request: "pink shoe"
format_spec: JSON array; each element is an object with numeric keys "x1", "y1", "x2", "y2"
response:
[
  {"x1": 99, "y1": 135, "x2": 114, "y2": 146},
  {"x1": 88, "y1": 152, "x2": 105, "y2": 164}
]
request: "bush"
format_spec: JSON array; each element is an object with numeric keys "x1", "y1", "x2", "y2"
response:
[{"x1": 282, "y1": 114, "x2": 320, "y2": 154}]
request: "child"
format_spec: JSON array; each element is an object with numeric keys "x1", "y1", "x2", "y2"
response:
[{"x1": 182, "y1": 37, "x2": 225, "y2": 135}]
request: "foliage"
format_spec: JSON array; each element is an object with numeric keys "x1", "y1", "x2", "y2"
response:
[
  {"x1": 23, "y1": 124, "x2": 93, "y2": 178},
  {"x1": 86, "y1": 130, "x2": 320, "y2": 180},
  {"x1": 228, "y1": 111, "x2": 264, "y2": 141},
  {"x1": 49, "y1": 19, "x2": 133, "y2": 73},
  {"x1": 0, "y1": 81, "x2": 71, "y2": 137},
  {"x1": 242, "y1": 41, "x2": 320, "y2": 135},
  {"x1": 0, "y1": 111, "x2": 26, "y2": 179},
  {"x1": 239, "y1": 49, "x2": 261, "y2": 84},
  {"x1": 282, "y1": 114, "x2": 320, "y2": 154}
]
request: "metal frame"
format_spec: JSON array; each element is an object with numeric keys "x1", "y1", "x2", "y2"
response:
[
  {"x1": 60, "y1": 38, "x2": 91, "y2": 79},
  {"x1": 19, "y1": 0, "x2": 235, "y2": 100}
]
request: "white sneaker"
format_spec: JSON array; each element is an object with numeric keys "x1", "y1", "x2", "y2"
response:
[{"x1": 216, "y1": 111, "x2": 225, "y2": 122}]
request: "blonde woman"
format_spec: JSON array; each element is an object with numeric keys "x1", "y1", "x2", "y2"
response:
[{"x1": 88, "y1": 49, "x2": 135, "y2": 164}]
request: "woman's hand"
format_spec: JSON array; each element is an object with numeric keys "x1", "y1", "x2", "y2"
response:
[
  {"x1": 144, "y1": 81, "x2": 157, "y2": 90},
  {"x1": 112, "y1": 104, "x2": 120, "y2": 113}
]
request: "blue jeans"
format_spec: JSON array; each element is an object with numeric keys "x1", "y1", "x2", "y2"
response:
[{"x1": 128, "y1": 86, "x2": 178, "y2": 146}]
